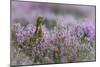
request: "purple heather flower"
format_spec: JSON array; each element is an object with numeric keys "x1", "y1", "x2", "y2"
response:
[
  {"x1": 32, "y1": 47, "x2": 36, "y2": 52},
  {"x1": 44, "y1": 56, "x2": 53, "y2": 63},
  {"x1": 81, "y1": 20, "x2": 95, "y2": 41},
  {"x1": 14, "y1": 23, "x2": 37, "y2": 44},
  {"x1": 74, "y1": 26, "x2": 85, "y2": 39},
  {"x1": 43, "y1": 30, "x2": 55, "y2": 43},
  {"x1": 44, "y1": 56, "x2": 49, "y2": 60},
  {"x1": 16, "y1": 30, "x2": 24, "y2": 43},
  {"x1": 26, "y1": 24, "x2": 35, "y2": 35}
]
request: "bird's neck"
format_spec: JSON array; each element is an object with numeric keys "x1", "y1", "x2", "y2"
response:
[{"x1": 35, "y1": 23, "x2": 42, "y2": 34}]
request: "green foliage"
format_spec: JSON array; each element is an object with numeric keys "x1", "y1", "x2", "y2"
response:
[
  {"x1": 77, "y1": 46, "x2": 90, "y2": 61},
  {"x1": 53, "y1": 51, "x2": 60, "y2": 63},
  {"x1": 35, "y1": 56, "x2": 43, "y2": 63}
]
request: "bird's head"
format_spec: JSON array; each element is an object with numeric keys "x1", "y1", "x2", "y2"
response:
[
  {"x1": 36, "y1": 16, "x2": 43, "y2": 26},
  {"x1": 35, "y1": 16, "x2": 44, "y2": 33}
]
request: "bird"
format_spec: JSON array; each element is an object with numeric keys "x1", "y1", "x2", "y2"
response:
[
  {"x1": 13, "y1": 16, "x2": 44, "y2": 62},
  {"x1": 29, "y1": 16, "x2": 43, "y2": 47},
  {"x1": 21, "y1": 16, "x2": 44, "y2": 59},
  {"x1": 30, "y1": 16, "x2": 44, "y2": 62}
]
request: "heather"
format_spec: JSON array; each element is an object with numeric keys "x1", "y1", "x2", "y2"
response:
[{"x1": 11, "y1": 1, "x2": 96, "y2": 65}]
